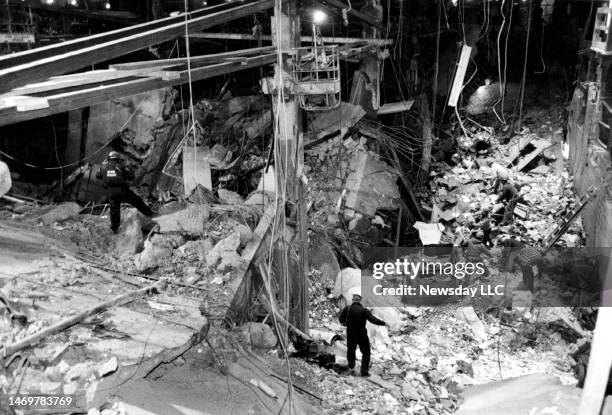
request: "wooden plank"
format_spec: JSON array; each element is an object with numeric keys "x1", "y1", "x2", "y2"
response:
[
  {"x1": 448, "y1": 44, "x2": 472, "y2": 107},
  {"x1": 189, "y1": 32, "x2": 394, "y2": 45},
  {"x1": 1, "y1": 70, "x2": 148, "y2": 97},
  {"x1": 0, "y1": 2, "x2": 233, "y2": 70},
  {"x1": 109, "y1": 46, "x2": 276, "y2": 71},
  {"x1": 377, "y1": 100, "x2": 415, "y2": 115},
  {"x1": 0, "y1": 0, "x2": 275, "y2": 93},
  {"x1": 515, "y1": 140, "x2": 552, "y2": 171},
  {"x1": 0, "y1": 55, "x2": 277, "y2": 127}
]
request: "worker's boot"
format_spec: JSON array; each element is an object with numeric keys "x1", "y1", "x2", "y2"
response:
[{"x1": 348, "y1": 368, "x2": 356, "y2": 376}]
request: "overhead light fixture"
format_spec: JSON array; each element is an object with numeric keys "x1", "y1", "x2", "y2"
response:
[
  {"x1": 70, "y1": 0, "x2": 78, "y2": 5},
  {"x1": 312, "y1": 9, "x2": 326, "y2": 25},
  {"x1": 104, "y1": 2, "x2": 111, "y2": 9},
  {"x1": 45, "y1": 0, "x2": 54, "y2": 4},
  {"x1": 203, "y1": 0, "x2": 207, "y2": 5}
]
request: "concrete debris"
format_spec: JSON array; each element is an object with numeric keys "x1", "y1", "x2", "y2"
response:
[
  {"x1": 413, "y1": 221, "x2": 445, "y2": 245},
  {"x1": 309, "y1": 243, "x2": 340, "y2": 282},
  {"x1": 241, "y1": 322, "x2": 277, "y2": 349},
  {"x1": 344, "y1": 150, "x2": 400, "y2": 216},
  {"x1": 176, "y1": 238, "x2": 213, "y2": 261},
  {"x1": 308, "y1": 102, "x2": 366, "y2": 137},
  {"x1": 206, "y1": 232, "x2": 241, "y2": 267},
  {"x1": 455, "y1": 307, "x2": 487, "y2": 342},
  {"x1": 332, "y1": 268, "x2": 361, "y2": 303},
  {"x1": 0, "y1": 160, "x2": 11, "y2": 197},
  {"x1": 153, "y1": 205, "x2": 209, "y2": 235},
  {"x1": 136, "y1": 235, "x2": 173, "y2": 270},
  {"x1": 218, "y1": 188, "x2": 244, "y2": 205},
  {"x1": 113, "y1": 209, "x2": 144, "y2": 257},
  {"x1": 96, "y1": 357, "x2": 118, "y2": 378},
  {"x1": 41, "y1": 202, "x2": 81, "y2": 225}
]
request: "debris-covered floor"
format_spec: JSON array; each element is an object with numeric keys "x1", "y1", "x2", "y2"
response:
[
  {"x1": 2, "y1": 0, "x2": 612, "y2": 412},
  {"x1": 0, "y1": 91, "x2": 605, "y2": 415}
]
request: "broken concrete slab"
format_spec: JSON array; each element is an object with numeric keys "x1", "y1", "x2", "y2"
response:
[
  {"x1": 344, "y1": 151, "x2": 400, "y2": 216},
  {"x1": 153, "y1": 205, "x2": 209, "y2": 236},
  {"x1": 309, "y1": 243, "x2": 340, "y2": 282},
  {"x1": 41, "y1": 202, "x2": 81, "y2": 225},
  {"x1": 308, "y1": 102, "x2": 366, "y2": 137},
  {"x1": 0, "y1": 160, "x2": 11, "y2": 197}
]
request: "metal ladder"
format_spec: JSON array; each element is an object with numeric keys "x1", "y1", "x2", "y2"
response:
[{"x1": 541, "y1": 185, "x2": 599, "y2": 254}]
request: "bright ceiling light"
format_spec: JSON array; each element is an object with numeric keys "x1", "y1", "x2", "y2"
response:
[
  {"x1": 312, "y1": 10, "x2": 326, "y2": 24},
  {"x1": 70, "y1": 0, "x2": 78, "y2": 5},
  {"x1": 45, "y1": 0, "x2": 54, "y2": 4},
  {"x1": 104, "y1": 2, "x2": 111, "y2": 9}
]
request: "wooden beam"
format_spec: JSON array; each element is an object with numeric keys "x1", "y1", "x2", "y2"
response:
[
  {"x1": 448, "y1": 44, "x2": 472, "y2": 108},
  {"x1": 0, "y1": 3, "x2": 231, "y2": 69},
  {"x1": 0, "y1": 0, "x2": 275, "y2": 93},
  {"x1": 0, "y1": 55, "x2": 277, "y2": 126},
  {"x1": 189, "y1": 31, "x2": 393, "y2": 45},
  {"x1": 109, "y1": 46, "x2": 275, "y2": 70}
]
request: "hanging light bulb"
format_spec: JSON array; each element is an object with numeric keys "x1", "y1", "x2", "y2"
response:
[
  {"x1": 104, "y1": 2, "x2": 111, "y2": 9},
  {"x1": 45, "y1": 0, "x2": 55, "y2": 5},
  {"x1": 70, "y1": 0, "x2": 78, "y2": 5},
  {"x1": 312, "y1": 9, "x2": 326, "y2": 25}
]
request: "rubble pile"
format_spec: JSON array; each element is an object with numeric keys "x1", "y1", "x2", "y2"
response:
[{"x1": 423, "y1": 107, "x2": 583, "y2": 247}]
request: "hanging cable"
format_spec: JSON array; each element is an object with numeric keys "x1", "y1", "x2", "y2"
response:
[
  {"x1": 517, "y1": 0, "x2": 533, "y2": 131},
  {"x1": 496, "y1": 0, "x2": 507, "y2": 123}
]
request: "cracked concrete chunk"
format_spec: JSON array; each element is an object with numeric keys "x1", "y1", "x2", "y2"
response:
[
  {"x1": 41, "y1": 202, "x2": 81, "y2": 225},
  {"x1": 153, "y1": 205, "x2": 209, "y2": 235},
  {"x1": 206, "y1": 232, "x2": 240, "y2": 267},
  {"x1": 241, "y1": 322, "x2": 277, "y2": 349},
  {"x1": 218, "y1": 188, "x2": 244, "y2": 205},
  {"x1": 96, "y1": 356, "x2": 118, "y2": 378}
]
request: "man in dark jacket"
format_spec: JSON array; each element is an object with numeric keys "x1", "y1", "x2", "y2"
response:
[
  {"x1": 96, "y1": 151, "x2": 152, "y2": 233},
  {"x1": 339, "y1": 294, "x2": 387, "y2": 377}
]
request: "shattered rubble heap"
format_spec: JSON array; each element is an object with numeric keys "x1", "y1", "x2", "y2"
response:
[
  {"x1": 286, "y1": 106, "x2": 589, "y2": 415},
  {"x1": 0, "y1": 187, "x2": 274, "y2": 412},
  {"x1": 424, "y1": 108, "x2": 582, "y2": 247}
]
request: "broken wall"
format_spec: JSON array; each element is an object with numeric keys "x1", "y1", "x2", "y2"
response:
[
  {"x1": 66, "y1": 87, "x2": 174, "y2": 166},
  {"x1": 567, "y1": 84, "x2": 612, "y2": 248}
]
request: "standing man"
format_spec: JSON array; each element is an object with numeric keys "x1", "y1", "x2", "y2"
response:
[
  {"x1": 339, "y1": 294, "x2": 387, "y2": 377},
  {"x1": 96, "y1": 151, "x2": 153, "y2": 234}
]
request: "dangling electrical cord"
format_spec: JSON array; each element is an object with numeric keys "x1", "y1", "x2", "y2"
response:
[{"x1": 342, "y1": 0, "x2": 351, "y2": 27}]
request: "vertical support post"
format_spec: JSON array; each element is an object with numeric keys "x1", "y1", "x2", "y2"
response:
[
  {"x1": 578, "y1": 249, "x2": 612, "y2": 415},
  {"x1": 271, "y1": 0, "x2": 308, "y2": 332}
]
